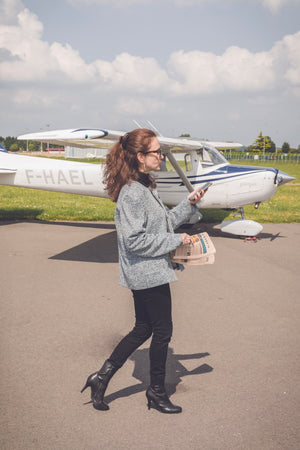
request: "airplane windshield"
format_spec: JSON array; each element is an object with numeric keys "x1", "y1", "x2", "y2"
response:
[
  {"x1": 159, "y1": 146, "x2": 227, "y2": 173},
  {"x1": 197, "y1": 146, "x2": 227, "y2": 167}
]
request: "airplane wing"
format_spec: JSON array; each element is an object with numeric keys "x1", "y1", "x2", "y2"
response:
[
  {"x1": 0, "y1": 168, "x2": 17, "y2": 174},
  {"x1": 17, "y1": 128, "x2": 243, "y2": 194},
  {"x1": 18, "y1": 128, "x2": 243, "y2": 152},
  {"x1": 17, "y1": 128, "x2": 123, "y2": 149},
  {"x1": 158, "y1": 136, "x2": 243, "y2": 152}
]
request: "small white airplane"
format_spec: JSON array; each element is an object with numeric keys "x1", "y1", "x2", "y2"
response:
[{"x1": 0, "y1": 127, "x2": 294, "y2": 236}]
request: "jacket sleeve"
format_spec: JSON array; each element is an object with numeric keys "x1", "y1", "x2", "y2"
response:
[
  {"x1": 166, "y1": 198, "x2": 198, "y2": 230},
  {"x1": 116, "y1": 189, "x2": 183, "y2": 258}
]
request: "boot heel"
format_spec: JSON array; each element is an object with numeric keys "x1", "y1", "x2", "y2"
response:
[
  {"x1": 93, "y1": 401, "x2": 109, "y2": 411},
  {"x1": 81, "y1": 383, "x2": 89, "y2": 394},
  {"x1": 80, "y1": 372, "x2": 98, "y2": 395},
  {"x1": 145, "y1": 386, "x2": 182, "y2": 414},
  {"x1": 82, "y1": 360, "x2": 118, "y2": 411}
]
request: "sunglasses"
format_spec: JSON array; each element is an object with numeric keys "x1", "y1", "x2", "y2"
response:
[{"x1": 142, "y1": 148, "x2": 162, "y2": 156}]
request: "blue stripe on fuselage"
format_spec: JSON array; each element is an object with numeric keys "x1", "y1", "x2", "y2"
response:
[
  {"x1": 156, "y1": 164, "x2": 277, "y2": 186},
  {"x1": 0, "y1": 142, "x2": 8, "y2": 153}
]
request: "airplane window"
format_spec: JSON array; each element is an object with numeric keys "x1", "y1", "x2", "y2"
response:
[
  {"x1": 197, "y1": 146, "x2": 227, "y2": 167},
  {"x1": 184, "y1": 154, "x2": 192, "y2": 172},
  {"x1": 163, "y1": 152, "x2": 192, "y2": 172},
  {"x1": 160, "y1": 155, "x2": 168, "y2": 171}
]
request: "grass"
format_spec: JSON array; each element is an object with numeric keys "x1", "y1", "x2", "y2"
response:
[
  {"x1": 0, "y1": 160, "x2": 299, "y2": 223},
  {"x1": 0, "y1": 187, "x2": 115, "y2": 222}
]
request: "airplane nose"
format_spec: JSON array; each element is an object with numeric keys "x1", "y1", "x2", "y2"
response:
[{"x1": 276, "y1": 170, "x2": 295, "y2": 186}]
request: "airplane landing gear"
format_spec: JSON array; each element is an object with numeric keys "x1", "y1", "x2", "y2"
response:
[
  {"x1": 233, "y1": 207, "x2": 246, "y2": 220},
  {"x1": 220, "y1": 207, "x2": 263, "y2": 237}
]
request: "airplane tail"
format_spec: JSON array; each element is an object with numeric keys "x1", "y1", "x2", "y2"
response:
[{"x1": 0, "y1": 142, "x2": 8, "y2": 153}]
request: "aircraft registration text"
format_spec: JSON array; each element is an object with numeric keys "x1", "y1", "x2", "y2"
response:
[{"x1": 25, "y1": 170, "x2": 94, "y2": 185}]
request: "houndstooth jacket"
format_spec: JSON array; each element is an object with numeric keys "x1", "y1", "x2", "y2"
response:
[{"x1": 114, "y1": 180, "x2": 197, "y2": 290}]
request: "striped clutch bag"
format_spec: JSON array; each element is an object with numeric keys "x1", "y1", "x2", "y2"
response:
[{"x1": 171, "y1": 232, "x2": 216, "y2": 266}]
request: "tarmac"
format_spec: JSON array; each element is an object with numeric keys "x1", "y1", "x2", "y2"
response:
[{"x1": 0, "y1": 220, "x2": 299, "y2": 450}]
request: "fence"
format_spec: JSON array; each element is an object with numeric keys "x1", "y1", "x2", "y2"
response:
[
  {"x1": 222, "y1": 152, "x2": 300, "y2": 163},
  {"x1": 64, "y1": 146, "x2": 108, "y2": 159}
]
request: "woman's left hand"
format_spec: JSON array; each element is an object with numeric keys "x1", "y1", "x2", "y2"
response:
[{"x1": 188, "y1": 186, "x2": 206, "y2": 204}]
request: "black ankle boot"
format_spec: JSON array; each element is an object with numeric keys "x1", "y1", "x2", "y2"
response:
[
  {"x1": 81, "y1": 360, "x2": 118, "y2": 411},
  {"x1": 146, "y1": 385, "x2": 182, "y2": 414}
]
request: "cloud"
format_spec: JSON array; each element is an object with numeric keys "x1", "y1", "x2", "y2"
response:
[
  {"x1": 94, "y1": 53, "x2": 169, "y2": 91},
  {"x1": 0, "y1": 0, "x2": 24, "y2": 25},
  {"x1": 0, "y1": 8, "x2": 52, "y2": 82},
  {"x1": 280, "y1": 32, "x2": 300, "y2": 84},
  {"x1": 50, "y1": 43, "x2": 96, "y2": 83},
  {"x1": 66, "y1": 0, "x2": 300, "y2": 13},
  {"x1": 66, "y1": 0, "x2": 157, "y2": 6},
  {"x1": 1, "y1": 1, "x2": 298, "y2": 146},
  {"x1": 116, "y1": 97, "x2": 166, "y2": 115},
  {"x1": 0, "y1": 7, "x2": 96, "y2": 83},
  {"x1": 12, "y1": 88, "x2": 58, "y2": 107},
  {"x1": 0, "y1": 4, "x2": 299, "y2": 99},
  {"x1": 0, "y1": 0, "x2": 299, "y2": 143},
  {"x1": 260, "y1": 0, "x2": 293, "y2": 13},
  {"x1": 167, "y1": 47, "x2": 276, "y2": 95},
  {"x1": 167, "y1": 31, "x2": 300, "y2": 95}
]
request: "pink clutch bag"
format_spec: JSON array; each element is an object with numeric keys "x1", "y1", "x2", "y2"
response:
[{"x1": 171, "y1": 232, "x2": 216, "y2": 266}]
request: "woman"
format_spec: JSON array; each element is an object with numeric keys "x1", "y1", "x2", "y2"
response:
[{"x1": 81, "y1": 128, "x2": 205, "y2": 414}]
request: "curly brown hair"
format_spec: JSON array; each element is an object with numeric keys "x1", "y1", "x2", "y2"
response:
[{"x1": 104, "y1": 128, "x2": 157, "y2": 202}]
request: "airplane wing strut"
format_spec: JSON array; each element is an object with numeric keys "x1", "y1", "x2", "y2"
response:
[{"x1": 164, "y1": 149, "x2": 194, "y2": 193}]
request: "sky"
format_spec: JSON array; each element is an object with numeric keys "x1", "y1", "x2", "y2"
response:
[{"x1": 0, "y1": 0, "x2": 299, "y2": 147}]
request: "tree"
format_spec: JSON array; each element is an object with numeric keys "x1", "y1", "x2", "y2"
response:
[
  {"x1": 17, "y1": 140, "x2": 26, "y2": 152},
  {"x1": 282, "y1": 142, "x2": 290, "y2": 154},
  {"x1": 267, "y1": 138, "x2": 276, "y2": 153},
  {"x1": 28, "y1": 142, "x2": 36, "y2": 152},
  {"x1": 4, "y1": 136, "x2": 17, "y2": 150},
  {"x1": 10, "y1": 143, "x2": 19, "y2": 152},
  {"x1": 27, "y1": 140, "x2": 43, "y2": 151},
  {"x1": 250, "y1": 132, "x2": 276, "y2": 153}
]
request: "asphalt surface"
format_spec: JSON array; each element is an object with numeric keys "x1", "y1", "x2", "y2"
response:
[{"x1": 1, "y1": 221, "x2": 299, "y2": 450}]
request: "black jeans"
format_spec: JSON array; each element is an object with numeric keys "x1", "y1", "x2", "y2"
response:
[{"x1": 108, "y1": 283, "x2": 173, "y2": 386}]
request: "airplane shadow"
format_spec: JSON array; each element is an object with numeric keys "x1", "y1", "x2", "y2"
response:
[
  {"x1": 50, "y1": 229, "x2": 119, "y2": 263},
  {"x1": 0, "y1": 208, "x2": 44, "y2": 222},
  {"x1": 178, "y1": 222, "x2": 285, "y2": 241},
  {"x1": 1, "y1": 216, "x2": 285, "y2": 244},
  {"x1": 104, "y1": 348, "x2": 213, "y2": 405},
  {"x1": 49, "y1": 220, "x2": 285, "y2": 264},
  {"x1": 41, "y1": 220, "x2": 116, "y2": 231}
]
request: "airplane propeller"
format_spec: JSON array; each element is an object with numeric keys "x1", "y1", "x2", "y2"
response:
[{"x1": 276, "y1": 170, "x2": 295, "y2": 186}]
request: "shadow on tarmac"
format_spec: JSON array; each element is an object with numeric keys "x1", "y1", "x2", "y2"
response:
[
  {"x1": 50, "y1": 230, "x2": 119, "y2": 263},
  {"x1": 104, "y1": 348, "x2": 213, "y2": 406},
  {"x1": 49, "y1": 223, "x2": 285, "y2": 264},
  {"x1": 179, "y1": 222, "x2": 285, "y2": 241},
  {"x1": 0, "y1": 218, "x2": 285, "y2": 246}
]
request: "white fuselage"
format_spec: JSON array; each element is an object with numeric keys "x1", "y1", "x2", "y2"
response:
[
  {"x1": 0, "y1": 151, "x2": 280, "y2": 209},
  {"x1": 0, "y1": 152, "x2": 108, "y2": 197},
  {"x1": 157, "y1": 162, "x2": 278, "y2": 209}
]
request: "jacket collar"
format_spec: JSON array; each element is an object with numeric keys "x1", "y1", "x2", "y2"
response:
[{"x1": 137, "y1": 172, "x2": 151, "y2": 187}]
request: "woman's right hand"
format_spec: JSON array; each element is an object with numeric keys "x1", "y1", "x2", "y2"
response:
[{"x1": 180, "y1": 233, "x2": 193, "y2": 245}]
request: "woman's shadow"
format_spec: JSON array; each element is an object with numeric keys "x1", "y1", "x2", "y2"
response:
[{"x1": 104, "y1": 348, "x2": 213, "y2": 405}]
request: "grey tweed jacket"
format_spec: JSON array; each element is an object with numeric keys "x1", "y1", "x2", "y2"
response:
[{"x1": 115, "y1": 180, "x2": 198, "y2": 290}]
